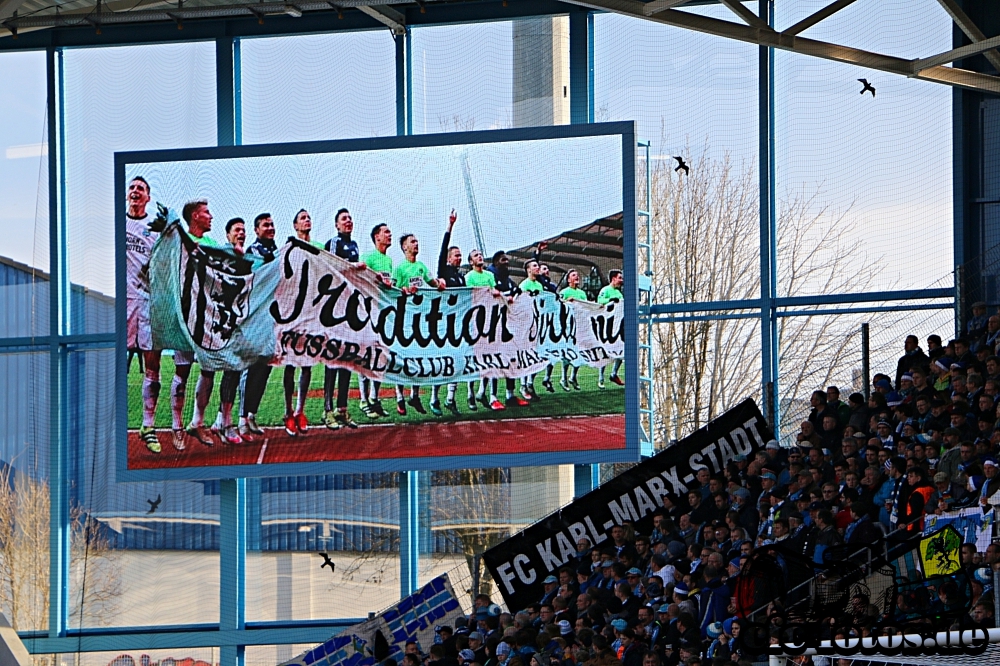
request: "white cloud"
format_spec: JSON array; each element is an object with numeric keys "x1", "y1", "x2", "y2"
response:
[{"x1": 5, "y1": 143, "x2": 47, "y2": 160}]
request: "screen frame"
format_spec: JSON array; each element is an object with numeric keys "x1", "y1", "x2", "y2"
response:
[{"x1": 115, "y1": 121, "x2": 638, "y2": 482}]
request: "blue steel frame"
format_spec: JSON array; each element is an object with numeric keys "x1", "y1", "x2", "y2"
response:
[
  {"x1": 9, "y1": 5, "x2": 957, "y2": 662},
  {"x1": 112, "y1": 121, "x2": 639, "y2": 482}
]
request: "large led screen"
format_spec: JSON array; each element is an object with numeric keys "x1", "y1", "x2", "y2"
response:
[{"x1": 116, "y1": 124, "x2": 637, "y2": 480}]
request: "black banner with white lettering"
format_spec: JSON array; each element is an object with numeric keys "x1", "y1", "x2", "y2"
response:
[{"x1": 483, "y1": 398, "x2": 772, "y2": 611}]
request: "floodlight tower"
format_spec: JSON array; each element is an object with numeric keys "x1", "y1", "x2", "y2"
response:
[{"x1": 461, "y1": 152, "x2": 488, "y2": 257}]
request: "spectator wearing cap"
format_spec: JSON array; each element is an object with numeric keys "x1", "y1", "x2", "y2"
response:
[
  {"x1": 875, "y1": 420, "x2": 896, "y2": 449},
  {"x1": 977, "y1": 457, "x2": 1000, "y2": 512},
  {"x1": 671, "y1": 583, "x2": 698, "y2": 620},
  {"x1": 898, "y1": 373, "x2": 915, "y2": 401},
  {"x1": 728, "y1": 487, "x2": 757, "y2": 535},
  {"x1": 762, "y1": 439, "x2": 785, "y2": 468},
  {"x1": 494, "y1": 642, "x2": 512, "y2": 666},
  {"x1": 932, "y1": 357, "x2": 954, "y2": 392},
  {"x1": 896, "y1": 335, "x2": 930, "y2": 389},
  {"x1": 930, "y1": 471, "x2": 967, "y2": 514},
  {"x1": 649, "y1": 604, "x2": 672, "y2": 649},
  {"x1": 540, "y1": 575, "x2": 559, "y2": 606}
]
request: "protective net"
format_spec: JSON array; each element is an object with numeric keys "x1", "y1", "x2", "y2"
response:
[{"x1": 0, "y1": 1, "x2": 981, "y2": 665}]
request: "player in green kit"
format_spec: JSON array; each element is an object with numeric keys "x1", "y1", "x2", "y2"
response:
[
  {"x1": 392, "y1": 233, "x2": 444, "y2": 415},
  {"x1": 282, "y1": 209, "x2": 324, "y2": 437},
  {"x1": 358, "y1": 222, "x2": 394, "y2": 419},
  {"x1": 465, "y1": 248, "x2": 503, "y2": 411},
  {"x1": 518, "y1": 260, "x2": 544, "y2": 401},
  {"x1": 559, "y1": 269, "x2": 589, "y2": 391},
  {"x1": 597, "y1": 269, "x2": 625, "y2": 389}
]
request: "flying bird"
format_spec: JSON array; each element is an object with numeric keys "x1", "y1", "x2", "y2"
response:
[
  {"x1": 673, "y1": 156, "x2": 689, "y2": 175},
  {"x1": 146, "y1": 494, "x2": 162, "y2": 514},
  {"x1": 858, "y1": 79, "x2": 875, "y2": 97},
  {"x1": 318, "y1": 552, "x2": 336, "y2": 573}
]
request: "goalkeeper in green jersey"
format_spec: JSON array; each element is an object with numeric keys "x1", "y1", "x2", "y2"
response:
[
  {"x1": 597, "y1": 269, "x2": 625, "y2": 389},
  {"x1": 559, "y1": 269, "x2": 589, "y2": 391}
]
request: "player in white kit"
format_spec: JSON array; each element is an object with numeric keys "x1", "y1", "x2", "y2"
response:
[{"x1": 125, "y1": 176, "x2": 168, "y2": 453}]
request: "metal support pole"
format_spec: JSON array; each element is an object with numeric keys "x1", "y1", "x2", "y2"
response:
[
  {"x1": 956, "y1": 264, "x2": 964, "y2": 339},
  {"x1": 217, "y1": 36, "x2": 246, "y2": 666},
  {"x1": 399, "y1": 471, "x2": 420, "y2": 596},
  {"x1": 570, "y1": 7, "x2": 601, "y2": 486},
  {"x1": 861, "y1": 323, "x2": 871, "y2": 400},
  {"x1": 573, "y1": 464, "x2": 600, "y2": 499},
  {"x1": 396, "y1": 29, "x2": 419, "y2": 598},
  {"x1": 220, "y1": 479, "x2": 247, "y2": 666},
  {"x1": 569, "y1": 9, "x2": 594, "y2": 125},
  {"x1": 994, "y1": 568, "x2": 1000, "y2": 628},
  {"x1": 395, "y1": 28, "x2": 412, "y2": 137},
  {"x1": 46, "y1": 45, "x2": 70, "y2": 640},
  {"x1": 758, "y1": 0, "x2": 779, "y2": 435}
]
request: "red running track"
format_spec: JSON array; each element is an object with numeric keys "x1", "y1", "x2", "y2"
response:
[{"x1": 127, "y1": 414, "x2": 625, "y2": 470}]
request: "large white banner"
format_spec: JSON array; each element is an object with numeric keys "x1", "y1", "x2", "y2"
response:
[{"x1": 149, "y1": 225, "x2": 625, "y2": 384}]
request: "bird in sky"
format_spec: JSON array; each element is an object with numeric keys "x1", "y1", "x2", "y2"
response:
[
  {"x1": 858, "y1": 79, "x2": 876, "y2": 97},
  {"x1": 146, "y1": 494, "x2": 162, "y2": 514},
  {"x1": 318, "y1": 552, "x2": 336, "y2": 572},
  {"x1": 673, "y1": 156, "x2": 689, "y2": 175}
]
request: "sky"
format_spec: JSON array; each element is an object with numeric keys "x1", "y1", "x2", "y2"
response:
[
  {"x1": 0, "y1": 0, "x2": 956, "y2": 305},
  {"x1": 127, "y1": 135, "x2": 624, "y2": 273}
]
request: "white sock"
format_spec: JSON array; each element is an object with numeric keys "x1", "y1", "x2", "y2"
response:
[
  {"x1": 171, "y1": 375, "x2": 186, "y2": 430},
  {"x1": 396, "y1": 385, "x2": 405, "y2": 401},
  {"x1": 220, "y1": 402, "x2": 233, "y2": 428},
  {"x1": 446, "y1": 384, "x2": 457, "y2": 403},
  {"x1": 431, "y1": 385, "x2": 441, "y2": 405},
  {"x1": 191, "y1": 372, "x2": 214, "y2": 427},
  {"x1": 142, "y1": 376, "x2": 160, "y2": 428}
]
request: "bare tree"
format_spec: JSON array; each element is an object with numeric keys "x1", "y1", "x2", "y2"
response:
[
  {"x1": 647, "y1": 147, "x2": 888, "y2": 445},
  {"x1": 428, "y1": 469, "x2": 511, "y2": 601},
  {"x1": 0, "y1": 463, "x2": 123, "y2": 633}
]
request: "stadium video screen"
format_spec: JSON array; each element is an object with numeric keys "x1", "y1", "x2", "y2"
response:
[{"x1": 117, "y1": 125, "x2": 637, "y2": 480}]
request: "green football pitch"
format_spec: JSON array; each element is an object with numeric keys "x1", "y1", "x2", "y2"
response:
[{"x1": 127, "y1": 355, "x2": 625, "y2": 429}]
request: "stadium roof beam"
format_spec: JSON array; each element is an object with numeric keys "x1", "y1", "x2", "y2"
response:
[
  {"x1": 356, "y1": 3, "x2": 404, "y2": 34},
  {"x1": 782, "y1": 0, "x2": 858, "y2": 36},
  {"x1": 913, "y1": 33, "x2": 1000, "y2": 73},
  {"x1": 0, "y1": 0, "x2": 27, "y2": 20},
  {"x1": 561, "y1": 0, "x2": 1000, "y2": 94},
  {"x1": 935, "y1": 0, "x2": 1000, "y2": 73}
]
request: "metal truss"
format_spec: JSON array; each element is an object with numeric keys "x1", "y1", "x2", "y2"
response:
[{"x1": 560, "y1": 0, "x2": 1000, "y2": 94}]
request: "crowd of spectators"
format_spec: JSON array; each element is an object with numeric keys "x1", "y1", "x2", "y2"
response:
[{"x1": 402, "y1": 315, "x2": 1000, "y2": 666}]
